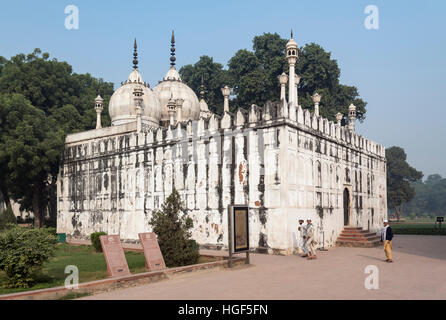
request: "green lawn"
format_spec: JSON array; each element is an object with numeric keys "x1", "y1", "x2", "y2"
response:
[
  {"x1": 0, "y1": 243, "x2": 216, "y2": 296},
  {"x1": 0, "y1": 244, "x2": 147, "y2": 295},
  {"x1": 390, "y1": 221, "x2": 446, "y2": 235}
]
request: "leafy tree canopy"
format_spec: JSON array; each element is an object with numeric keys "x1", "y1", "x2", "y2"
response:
[
  {"x1": 296, "y1": 43, "x2": 366, "y2": 121},
  {"x1": 179, "y1": 55, "x2": 230, "y2": 115},
  {"x1": 0, "y1": 49, "x2": 114, "y2": 227},
  {"x1": 180, "y1": 33, "x2": 367, "y2": 121},
  {"x1": 386, "y1": 146, "x2": 423, "y2": 220},
  {"x1": 403, "y1": 174, "x2": 446, "y2": 217},
  {"x1": 0, "y1": 49, "x2": 114, "y2": 129}
]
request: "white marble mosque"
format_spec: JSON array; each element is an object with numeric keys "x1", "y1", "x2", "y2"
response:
[{"x1": 56, "y1": 32, "x2": 387, "y2": 254}]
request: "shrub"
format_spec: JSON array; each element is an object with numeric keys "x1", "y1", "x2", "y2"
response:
[
  {"x1": 0, "y1": 205, "x2": 16, "y2": 230},
  {"x1": 0, "y1": 225, "x2": 58, "y2": 288},
  {"x1": 90, "y1": 232, "x2": 107, "y2": 252},
  {"x1": 43, "y1": 227, "x2": 57, "y2": 236},
  {"x1": 149, "y1": 189, "x2": 199, "y2": 267}
]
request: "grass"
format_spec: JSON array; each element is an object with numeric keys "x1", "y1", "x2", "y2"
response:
[
  {"x1": 0, "y1": 243, "x2": 217, "y2": 296},
  {"x1": 58, "y1": 291, "x2": 92, "y2": 300},
  {"x1": 390, "y1": 221, "x2": 446, "y2": 235}
]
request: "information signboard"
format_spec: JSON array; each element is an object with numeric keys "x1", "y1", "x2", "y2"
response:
[{"x1": 228, "y1": 205, "x2": 250, "y2": 253}]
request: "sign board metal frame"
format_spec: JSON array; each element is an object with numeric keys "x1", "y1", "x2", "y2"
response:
[
  {"x1": 436, "y1": 216, "x2": 444, "y2": 228},
  {"x1": 228, "y1": 204, "x2": 250, "y2": 267}
]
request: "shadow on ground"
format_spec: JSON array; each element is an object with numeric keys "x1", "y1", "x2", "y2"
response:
[{"x1": 390, "y1": 235, "x2": 446, "y2": 260}]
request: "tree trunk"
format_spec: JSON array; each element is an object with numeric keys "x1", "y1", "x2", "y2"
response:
[
  {"x1": 394, "y1": 206, "x2": 401, "y2": 221},
  {"x1": 48, "y1": 176, "x2": 57, "y2": 227},
  {"x1": 32, "y1": 184, "x2": 44, "y2": 228},
  {"x1": 0, "y1": 184, "x2": 10, "y2": 210}
]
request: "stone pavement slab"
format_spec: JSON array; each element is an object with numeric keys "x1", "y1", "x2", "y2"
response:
[{"x1": 80, "y1": 235, "x2": 446, "y2": 300}]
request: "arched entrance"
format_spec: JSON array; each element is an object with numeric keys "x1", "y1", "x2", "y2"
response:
[{"x1": 343, "y1": 188, "x2": 350, "y2": 226}]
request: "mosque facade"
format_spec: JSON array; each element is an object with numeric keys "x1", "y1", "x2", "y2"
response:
[{"x1": 56, "y1": 33, "x2": 387, "y2": 254}]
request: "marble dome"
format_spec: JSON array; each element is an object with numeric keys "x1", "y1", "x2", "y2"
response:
[
  {"x1": 108, "y1": 69, "x2": 161, "y2": 127},
  {"x1": 153, "y1": 66, "x2": 200, "y2": 122}
]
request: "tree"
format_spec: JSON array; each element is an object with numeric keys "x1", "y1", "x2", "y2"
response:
[
  {"x1": 0, "y1": 49, "x2": 114, "y2": 124},
  {"x1": 0, "y1": 49, "x2": 114, "y2": 227},
  {"x1": 386, "y1": 146, "x2": 423, "y2": 221},
  {"x1": 296, "y1": 43, "x2": 367, "y2": 122},
  {"x1": 179, "y1": 56, "x2": 230, "y2": 115},
  {"x1": 218, "y1": 33, "x2": 367, "y2": 120},
  {"x1": 403, "y1": 174, "x2": 446, "y2": 217},
  {"x1": 149, "y1": 189, "x2": 199, "y2": 267},
  {"x1": 426, "y1": 174, "x2": 442, "y2": 184},
  {"x1": 0, "y1": 93, "x2": 65, "y2": 227},
  {"x1": 180, "y1": 33, "x2": 367, "y2": 118},
  {"x1": 227, "y1": 33, "x2": 287, "y2": 109}
]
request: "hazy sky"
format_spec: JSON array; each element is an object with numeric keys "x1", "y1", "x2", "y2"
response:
[{"x1": 0, "y1": 0, "x2": 444, "y2": 177}]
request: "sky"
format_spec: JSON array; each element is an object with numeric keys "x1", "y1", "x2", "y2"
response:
[{"x1": 0, "y1": 0, "x2": 445, "y2": 178}]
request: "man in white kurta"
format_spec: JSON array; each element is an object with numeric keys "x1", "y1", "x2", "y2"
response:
[
  {"x1": 297, "y1": 219, "x2": 308, "y2": 257},
  {"x1": 305, "y1": 219, "x2": 317, "y2": 259}
]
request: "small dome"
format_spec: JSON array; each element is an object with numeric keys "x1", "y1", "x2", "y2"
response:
[
  {"x1": 286, "y1": 31, "x2": 298, "y2": 57},
  {"x1": 286, "y1": 38, "x2": 298, "y2": 50},
  {"x1": 109, "y1": 69, "x2": 161, "y2": 127},
  {"x1": 128, "y1": 69, "x2": 144, "y2": 83},
  {"x1": 163, "y1": 66, "x2": 181, "y2": 81},
  {"x1": 153, "y1": 67, "x2": 200, "y2": 122}
]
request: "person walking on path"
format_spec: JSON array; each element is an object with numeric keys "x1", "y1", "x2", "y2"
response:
[
  {"x1": 381, "y1": 219, "x2": 394, "y2": 263},
  {"x1": 297, "y1": 218, "x2": 309, "y2": 257},
  {"x1": 305, "y1": 219, "x2": 317, "y2": 260}
]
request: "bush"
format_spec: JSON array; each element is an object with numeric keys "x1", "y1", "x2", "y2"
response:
[
  {"x1": 0, "y1": 205, "x2": 16, "y2": 230},
  {"x1": 0, "y1": 225, "x2": 58, "y2": 288},
  {"x1": 90, "y1": 232, "x2": 107, "y2": 252},
  {"x1": 43, "y1": 227, "x2": 57, "y2": 236},
  {"x1": 149, "y1": 189, "x2": 199, "y2": 267}
]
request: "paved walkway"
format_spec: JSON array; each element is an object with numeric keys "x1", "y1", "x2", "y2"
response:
[{"x1": 81, "y1": 235, "x2": 446, "y2": 300}]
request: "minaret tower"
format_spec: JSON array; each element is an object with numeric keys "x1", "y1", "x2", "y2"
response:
[
  {"x1": 133, "y1": 87, "x2": 144, "y2": 132},
  {"x1": 167, "y1": 93, "x2": 177, "y2": 126},
  {"x1": 348, "y1": 104, "x2": 357, "y2": 131},
  {"x1": 278, "y1": 73, "x2": 288, "y2": 102},
  {"x1": 94, "y1": 95, "x2": 103, "y2": 129},
  {"x1": 286, "y1": 30, "x2": 298, "y2": 106},
  {"x1": 221, "y1": 85, "x2": 231, "y2": 113}
]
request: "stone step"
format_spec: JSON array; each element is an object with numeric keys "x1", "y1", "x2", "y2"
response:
[
  {"x1": 336, "y1": 227, "x2": 382, "y2": 248},
  {"x1": 336, "y1": 240, "x2": 381, "y2": 248},
  {"x1": 337, "y1": 236, "x2": 380, "y2": 242},
  {"x1": 343, "y1": 227, "x2": 363, "y2": 231},
  {"x1": 339, "y1": 232, "x2": 378, "y2": 238}
]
